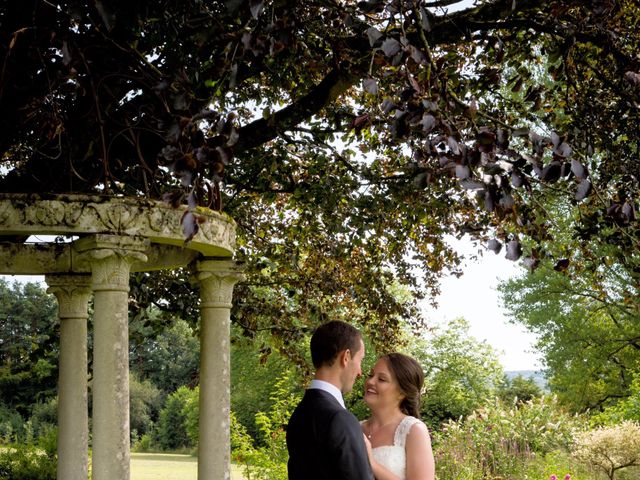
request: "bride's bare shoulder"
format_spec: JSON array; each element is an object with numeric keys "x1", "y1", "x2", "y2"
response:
[{"x1": 407, "y1": 419, "x2": 431, "y2": 440}]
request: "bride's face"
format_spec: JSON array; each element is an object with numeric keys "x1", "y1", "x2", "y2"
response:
[{"x1": 363, "y1": 358, "x2": 405, "y2": 409}]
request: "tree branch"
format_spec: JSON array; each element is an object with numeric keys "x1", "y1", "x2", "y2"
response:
[{"x1": 232, "y1": 66, "x2": 363, "y2": 155}]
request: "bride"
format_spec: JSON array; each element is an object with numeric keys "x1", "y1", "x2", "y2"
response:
[{"x1": 361, "y1": 353, "x2": 435, "y2": 480}]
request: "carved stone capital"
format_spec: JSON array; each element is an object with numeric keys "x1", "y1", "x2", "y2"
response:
[
  {"x1": 196, "y1": 260, "x2": 244, "y2": 308},
  {"x1": 45, "y1": 274, "x2": 92, "y2": 319},
  {"x1": 75, "y1": 235, "x2": 149, "y2": 292}
]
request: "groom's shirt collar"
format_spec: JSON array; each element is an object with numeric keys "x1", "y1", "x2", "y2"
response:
[{"x1": 308, "y1": 379, "x2": 345, "y2": 409}]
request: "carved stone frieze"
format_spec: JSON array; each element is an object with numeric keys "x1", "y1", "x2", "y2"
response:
[{"x1": 0, "y1": 193, "x2": 235, "y2": 257}]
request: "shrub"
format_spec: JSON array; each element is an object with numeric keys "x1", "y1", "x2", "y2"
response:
[
  {"x1": 519, "y1": 449, "x2": 592, "y2": 480},
  {"x1": 183, "y1": 386, "x2": 199, "y2": 448},
  {"x1": 433, "y1": 396, "x2": 583, "y2": 479},
  {"x1": 592, "y1": 372, "x2": 640, "y2": 426},
  {"x1": 572, "y1": 421, "x2": 640, "y2": 480},
  {"x1": 154, "y1": 386, "x2": 194, "y2": 451},
  {"x1": 132, "y1": 433, "x2": 153, "y2": 453},
  {"x1": 130, "y1": 373, "x2": 163, "y2": 442},
  {"x1": 29, "y1": 399, "x2": 57, "y2": 440},
  {"x1": 231, "y1": 373, "x2": 300, "y2": 480},
  {"x1": 0, "y1": 440, "x2": 57, "y2": 480},
  {"x1": 0, "y1": 402, "x2": 24, "y2": 444}
]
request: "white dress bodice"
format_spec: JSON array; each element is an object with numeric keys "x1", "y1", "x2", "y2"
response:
[{"x1": 370, "y1": 416, "x2": 421, "y2": 480}]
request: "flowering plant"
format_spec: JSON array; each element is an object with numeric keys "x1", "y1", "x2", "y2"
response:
[{"x1": 573, "y1": 421, "x2": 640, "y2": 480}]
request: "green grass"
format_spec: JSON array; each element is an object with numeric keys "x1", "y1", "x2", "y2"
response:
[{"x1": 131, "y1": 453, "x2": 247, "y2": 480}]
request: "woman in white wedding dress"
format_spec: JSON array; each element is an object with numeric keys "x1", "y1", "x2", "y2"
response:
[{"x1": 361, "y1": 353, "x2": 435, "y2": 480}]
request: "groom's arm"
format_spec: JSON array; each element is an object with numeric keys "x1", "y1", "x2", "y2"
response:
[{"x1": 327, "y1": 409, "x2": 375, "y2": 480}]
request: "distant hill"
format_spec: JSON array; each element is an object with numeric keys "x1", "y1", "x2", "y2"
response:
[{"x1": 505, "y1": 369, "x2": 548, "y2": 391}]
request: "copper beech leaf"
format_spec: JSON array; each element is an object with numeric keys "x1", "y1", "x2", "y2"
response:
[
  {"x1": 487, "y1": 239, "x2": 502, "y2": 254},
  {"x1": 381, "y1": 38, "x2": 402, "y2": 57},
  {"x1": 505, "y1": 240, "x2": 522, "y2": 261},
  {"x1": 576, "y1": 179, "x2": 592, "y2": 201}
]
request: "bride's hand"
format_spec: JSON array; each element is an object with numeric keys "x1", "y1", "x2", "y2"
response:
[{"x1": 363, "y1": 434, "x2": 374, "y2": 460}]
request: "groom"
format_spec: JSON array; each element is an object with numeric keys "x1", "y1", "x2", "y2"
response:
[{"x1": 286, "y1": 320, "x2": 374, "y2": 480}]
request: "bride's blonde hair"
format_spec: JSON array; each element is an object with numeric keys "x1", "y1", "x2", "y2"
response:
[{"x1": 381, "y1": 353, "x2": 424, "y2": 418}]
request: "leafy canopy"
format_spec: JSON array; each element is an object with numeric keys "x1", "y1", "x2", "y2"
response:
[{"x1": 1, "y1": 0, "x2": 638, "y2": 341}]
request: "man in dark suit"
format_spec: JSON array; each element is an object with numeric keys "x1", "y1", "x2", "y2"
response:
[{"x1": 287, "y1": 320, "x2": 374, "y2": 480}]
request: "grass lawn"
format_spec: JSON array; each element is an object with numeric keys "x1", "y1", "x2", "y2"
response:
[{"x1": 131, "y1": 453, "x2": 247, "y2": 480}]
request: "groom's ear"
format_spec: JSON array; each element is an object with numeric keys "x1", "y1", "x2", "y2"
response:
[{"x1": 338, "y1": 349, "x2": 350, "y2": 368}]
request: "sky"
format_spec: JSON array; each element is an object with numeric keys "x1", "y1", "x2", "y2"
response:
[
  {"x1": 417, "y1": 0, "x2": 543, "y2": 372},
  {"x1": 421, "y1": 238, "x2": 542, "y2": 372}
]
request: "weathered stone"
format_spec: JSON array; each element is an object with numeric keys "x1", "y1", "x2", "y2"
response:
[
  {"x1": 196, "y1": 260, "x2": 244, "y2": 480},
  {"x1": 0, "y1": 194, "x2": 241, "y2": 480},
  {"x1": 0, "y1": 193, "x2": 235, "y2": 263}
]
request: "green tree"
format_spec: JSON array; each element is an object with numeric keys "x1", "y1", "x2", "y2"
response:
[
  {"x1": 2, "y1": 0, "x2": 638, "y2": 352},
  {"x1": 408, "y1": 317, "x2": 504, "y2": 427},
  {"x1": 496, "y1": 180, "x2": 640, "y2": 416},
  {"x1": 130, "y1": 316, "x2": 200, "y2": 393},
  {"x1": 499, "y1": 259, "x2": 640, "y2": 413},
  {"x1": 498, "y1": 374, "x2": 543, "y2": 405},
  {"x1": 0, "y1": 280, "x2": 58, "y2": 414}
]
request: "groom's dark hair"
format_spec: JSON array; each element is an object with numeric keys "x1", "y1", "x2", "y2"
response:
[{"x1": 310, "y1": 320, "x2": 362, "y2": 368}]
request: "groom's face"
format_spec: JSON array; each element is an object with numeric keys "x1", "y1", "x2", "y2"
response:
[{"x1": 342, "y1": 338, "x2": 365, "y2": 394}]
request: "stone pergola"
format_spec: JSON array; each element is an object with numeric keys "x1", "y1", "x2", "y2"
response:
[{"x1": 0, "y1": 193, "x2": 243, "y2": 480}]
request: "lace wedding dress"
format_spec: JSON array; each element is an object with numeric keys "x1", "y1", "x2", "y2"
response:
[{"x1": 370, "y1": 416, "x2": 421, "y2": 479}]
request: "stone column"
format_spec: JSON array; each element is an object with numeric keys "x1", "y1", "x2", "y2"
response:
[
  {"x1": 196, "y1": 260, "x2": 243, "y2": 480},
  {"x1": 75, "y1": 235, "x2": 148, "y2": 480},
  {"x1": 46, "y1": 274, "x2": 92, "y2": 480}
]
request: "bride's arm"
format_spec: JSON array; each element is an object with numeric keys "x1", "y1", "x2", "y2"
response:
[
  {"x1": 363, "y1": 434, "x2": 402, "y2": 480},
  {"x1": 405, "y1": 423, "x2": 435, "y2": 480}
]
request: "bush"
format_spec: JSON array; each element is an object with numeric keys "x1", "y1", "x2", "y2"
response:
[
  {"x1": 154, "y1": 386, "x2": 195, "y2": 451},
  {"x1": 231, "y1": 336, "x2": 297, "y2": 440},
  {"x1": 183, "y1": 386, "x2": 199, "y2": 448},
  {"x1": 572, "y1": 421, "x2": 640, "y2": 480},
  {"x1": 231, "y1": 374, "x2": 300, "y2": 480},
  {"x1": 433, "y1": 396, "x2": 584, "y2": 479},
  {"x1": 0, "y1": 440, "x2": 57, "y2": 480},
  {"x1": 592, "y1": 372, "x2": 640, "y2": 426},
  {"x1": 130, "y1": 373, "x2": 163, "y2": 442},
  {"x1": 29, "y1": 399, "x2": 57, "y2": 440},
  {"x1": 132, "y1": 433, "x2": 153, "y2": 453},
  {"x1": 0, "y1": 402, "x2": 24, "y2": 444},
  {"x1": 519, "y1": 449, "x2": 592, "y2": 480},
  {"x1": 0, "y1": 400, "x2": 58, "y2": 479}
]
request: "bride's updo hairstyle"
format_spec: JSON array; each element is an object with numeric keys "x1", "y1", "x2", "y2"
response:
[{"x1": 383, "y1": 353, "x2": 424, "y2": 418}]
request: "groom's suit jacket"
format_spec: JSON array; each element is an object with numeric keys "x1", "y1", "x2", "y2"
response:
[{"x1": 286, "y1": 388, "x2": 374, "y2": 480}]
